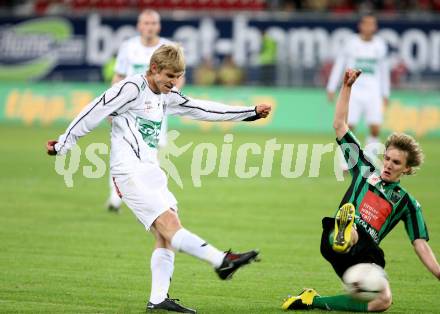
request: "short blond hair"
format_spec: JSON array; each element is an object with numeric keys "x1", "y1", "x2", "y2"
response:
[
  {"x1": 149, "y1": 44, "x2": 185, "y2": 74},
  {"x1": 385, "y1": 133, "x2": 424, "y2": 175}
]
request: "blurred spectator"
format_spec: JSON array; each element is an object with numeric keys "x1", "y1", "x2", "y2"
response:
[
  {"x1": 329, "y1": 0, "x2": 355, "y2": 13},
  {"x1": 218, "y1": 55, "x2": 244, "y2": 86},
  {"x1": 416, "y1": 0, "x2": 432, "y2": 10},
  {"x1": 416, "y1": 0, "x2": 440, "y2": 10},
  {"x1": 102, "y1": 55, "x2": 116, "y2": 83},
  {"x1": 380, "y1": 0, "x2": 398, "y2": 13},
  {"x1": 281, "y1": 0, "x2": 304, "y2": 11},
  {"x1": 34, "y1": 0, "x2": 66, "y2": 15},
  {"x1": 0, "y1": 0, "x2": 14, "y2": 7},
  {"x1": 391, "y1": 60, "x2": 408, "y2": 87},
  {"x1": 258, "y1": 31, "x2": 277, "y2": 86},
  {"x1": 433, "y1": 0, "x2": 440, "y2": 11},
  {"x1": 2, "y1": 0, "x2": 440, "y2": 14},
  {"x1": 307, "y1": 0, "x2": 329, "y2": 11},
  {"x1": 193, "y1": 58, "x2": 217, "y2": 86}
]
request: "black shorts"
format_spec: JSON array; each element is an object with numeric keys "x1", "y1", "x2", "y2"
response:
[{"x1": 320, "y1": 217, "x2": 385, "y2": 278}]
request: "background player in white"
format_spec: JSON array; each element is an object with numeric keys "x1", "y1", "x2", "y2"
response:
[
  {"x1": 107, "y1": 9, "x2": 183, "y2": 211},
  {"x1": 327, "y1": 13, "x2": 390, "y2": 165},
  {"x1": 47, "y1": 44, "x2": 271, "y2": 313}
]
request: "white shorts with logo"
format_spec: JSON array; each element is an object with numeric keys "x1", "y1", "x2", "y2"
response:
[
  {"x1": 112, "y1": 162, "x2": 177, "y2": 230},
  {"x1": 347, "y1": 89, "x2": 383, "y2": 126}
]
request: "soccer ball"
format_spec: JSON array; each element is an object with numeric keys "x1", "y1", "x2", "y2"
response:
[{"x1": 342, "y1": 263, "x2": 387, "y2": 301}]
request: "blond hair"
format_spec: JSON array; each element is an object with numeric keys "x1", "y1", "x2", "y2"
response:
[
  {"x1": 148, "y1": 44, "x2": 185, "y2": 74},
  {"x1": 385, "y1": 133, "x2": 424, "y2": 175}
]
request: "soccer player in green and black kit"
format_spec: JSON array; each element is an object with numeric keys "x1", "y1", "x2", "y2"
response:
[{"x1": 282, "y1": 69, "x2": 440, "y2": 312}]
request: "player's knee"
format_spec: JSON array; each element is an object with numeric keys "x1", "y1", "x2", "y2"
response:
[
  {"x1": 384, "y1": 297, "x2": 392, "y2": 310},
  {"x1": 150, "y1": 227, "x2": 166, "y2": 247},
  {"x1": 382, "y1": 284, "x2": 393, "y2": 310},
  {"x1": 166, "y1": 212, "x2": 182, "y2": 230},
  {"x1": 375, "y1": 298, "x2": 392, "y2": 312},
  {"x1": 154, "y1": 209, "x2": 182, "y2": 240},
  {"x1": 381, "y1": 295, "x2": 392, "y2": 311},
  {"x1": 371, "y1": 291, "x2": 392, "y2": 312},
  {"x1": 154, "y1": 234, "x2": 167, "y2": 248}
]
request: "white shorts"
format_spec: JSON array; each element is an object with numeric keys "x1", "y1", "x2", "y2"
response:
[
  {"x1": 347, "y1": 89, "x2": 383, "y2": 126},
  {"x1": 112, "y1": 162, "x2": 177, "y2": 230}
]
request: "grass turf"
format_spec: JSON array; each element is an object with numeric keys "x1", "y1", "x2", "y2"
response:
[{"x1": 0, "y1": 124, "x2": 439, "y2": 313}]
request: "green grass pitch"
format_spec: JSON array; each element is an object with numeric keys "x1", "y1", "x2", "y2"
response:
[{"x1": 0, "y1": 124, "x2": 439, "y2": 313}]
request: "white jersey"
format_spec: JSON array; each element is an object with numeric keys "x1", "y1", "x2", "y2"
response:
[
  {"x1": 114, "y1": 36, "x2": 172, "y2": 77},
  {"x1": 327, "y1": 35, "x2": 390, "y2": 97},
  {"x1": 54, "y1": 74, "x2": 259, "y2": 174}
]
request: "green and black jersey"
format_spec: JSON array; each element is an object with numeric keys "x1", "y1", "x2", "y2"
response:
[{"x1": 336, "y1": 130, "x2": 429, "y2": 244}]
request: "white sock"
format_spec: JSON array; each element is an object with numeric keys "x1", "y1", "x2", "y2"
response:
[
  {"x1": 171, "y1": 228, "x2": 225, "y2": 268},
  {"x1": 149, "y1": 248, "x2": 175, "y2": 304}
]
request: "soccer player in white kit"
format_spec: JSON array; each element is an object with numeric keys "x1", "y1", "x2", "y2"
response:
[
  {"x1": 107, "y1": 9, "x2": 182, "y2": 211},
  {"x1": 327, "y1": 13, "x2": 390, "y2": 163},
  {"x1": 47, "y1": 44, "x2": 271, "y2": 313}
]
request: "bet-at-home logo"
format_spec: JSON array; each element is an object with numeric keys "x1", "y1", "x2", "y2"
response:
[{"x1": 0, "y1": 17, "x2": 83, "y2": 80}]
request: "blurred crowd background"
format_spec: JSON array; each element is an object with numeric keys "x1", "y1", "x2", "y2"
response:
[
  {"x1": 2, "y1": 0, "x2": 440, "y2": 14},
  {"x1": 0, "y1": 0, "x2": 439, "y2": 90}
]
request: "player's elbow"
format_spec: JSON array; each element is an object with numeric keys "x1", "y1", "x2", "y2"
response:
[
  {"x1": 412, "y1": 239, "x2": 428, "y2": 255},
  {"x1": 333, "y1": 121, "x2": 349, "y2": 139},
  {"x1": 412, "y1": 238, "x2": 427, "y2": 247}
]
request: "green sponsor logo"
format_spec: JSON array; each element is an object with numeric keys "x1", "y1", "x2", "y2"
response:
[
  {"x1": 136, "y1": 116, "x2": 162, "y2": 148},
  {"x1": 13, "y1": 17, "x2": 72, "y2": 40},
  {"x1": 0, "y1": 17, "x2": 73, "y2": 80},
  {"x1": 354, "y1": 58, "x2": 377, "y2": 74},
  {"x1": 132, "y1": 64, "x2": 147, "y2": 74}
]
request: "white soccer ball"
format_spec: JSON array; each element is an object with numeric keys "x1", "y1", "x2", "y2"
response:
[{"x1": 342, "y1": 263, "x2": 387, "y2": 301}]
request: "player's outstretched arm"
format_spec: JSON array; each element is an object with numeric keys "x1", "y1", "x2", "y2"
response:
[
  {"x1": 333, "y1": 69, "x2": 361, "y2": 140},
  {"x1": 413, "y1": 239, "x2": 440, "y2": 280},
  {"x1": 46, "y1": 140, "x2": 58, "y2": 156},
  {"x1": 46, "y1": 81, "x2": 139, "y2": 156},
  {"x1": 255, "y1": 104, "x2": 271, "y2": 118},
  {"x1": 166, "y1": 92, "x2": 271, "y2": 122}
]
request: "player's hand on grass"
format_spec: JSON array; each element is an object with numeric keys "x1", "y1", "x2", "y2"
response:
[
  {"x1": 343, "y1": 69, "x2": 361, "y2": 87},
  {"x1": 256, "y1": 104, "x2": 271, "y2": 118},
  {"x1": 46, "y1": 140, "x2": 58, "y2": 156}
]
